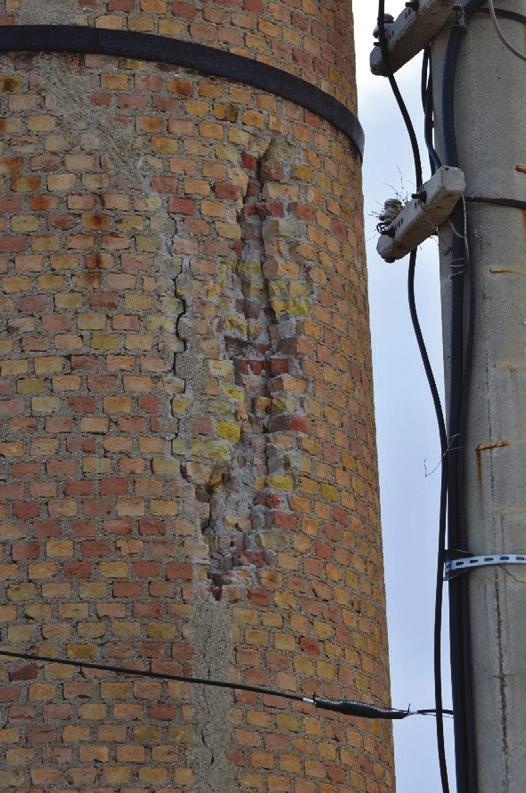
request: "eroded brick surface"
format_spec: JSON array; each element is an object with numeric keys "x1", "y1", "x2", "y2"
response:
[
  {"x1": 0, "y1": 0, "x2": 357, "y2": 110},
  {"x1": 0, "y1": 4, "x2": 394, "y2": 792}
]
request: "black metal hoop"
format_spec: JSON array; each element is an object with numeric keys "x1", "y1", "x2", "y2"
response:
[{"x1": 0, "y1": 24, "x2": 364, "y2": 159}]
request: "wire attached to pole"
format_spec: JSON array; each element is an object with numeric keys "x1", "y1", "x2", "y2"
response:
[
  {"x1": 0, "y1": 648, "x2": 442, "y2": 721},
  {"x1": 487, "y1": 0, "x2": 526, "y2": 61},
  {"x1": 376, "y1": 5, "x2": 451, "y2": 790},
  {"x1": 377, "y1": 1, "x2": 423, "y2": 192}
]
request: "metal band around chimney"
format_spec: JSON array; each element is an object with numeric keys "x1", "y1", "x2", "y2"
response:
[
  {"x1": 445, "y1": 553, "x2": 526, "y2": 581},
  {"x1": 0, "y1": 24, "x2": 365, "y2": 159}
]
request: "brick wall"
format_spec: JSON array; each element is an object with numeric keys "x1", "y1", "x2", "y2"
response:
[{"x1": 0, "y1": 1, "x2": 395, "y2": 791}]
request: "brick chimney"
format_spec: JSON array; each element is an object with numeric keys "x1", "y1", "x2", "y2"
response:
[{"x1": 0, "y1": 1, "x2": 394, "y2": 790}]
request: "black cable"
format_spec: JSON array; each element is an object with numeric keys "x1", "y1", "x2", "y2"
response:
[
  {"x1": 0, "y1": 648, "x2": 433, "y2": 721},
  {"x1": 472, "y1": 7, "x2": 526, "y2": 25},
  {"x1": 377, "y1": 1, "x2": 423, "y2": 191},
  {"x1": 422, "y1": 47, "x2": 442, "y2": 175},
  {"x1": 466, "y1": 195, "x2": 526, "y2": 211},
  {"x1": 408, "y1": 250, "x2": 451, "y2": 793},
  {"x1": 377, "y1": 5, "x2": 450, "y2": 790},
  {"x1": 442, "y1": 5, "x2": 486, "y2": 792}
]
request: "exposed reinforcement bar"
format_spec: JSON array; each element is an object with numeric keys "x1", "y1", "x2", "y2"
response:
[{"x1": 0, "y1": 24, "x2": 365, "y2": 159}]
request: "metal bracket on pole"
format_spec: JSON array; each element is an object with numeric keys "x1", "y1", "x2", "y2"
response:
[
  {"x1": 445, "y1": 553, "x2": 526, "y2": 580},
  {"x1": 376, "y1": 166, "x2": 465, "y2": 263},
  {"x1": 370, "y1": 0, "x2": 456, "y2": 76}
]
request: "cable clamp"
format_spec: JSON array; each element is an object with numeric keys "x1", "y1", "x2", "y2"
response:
[
  {"x1": 444, "y1": 550, "x2": 526, "y2": 580},
  {"x1": 452, "y1": 7, "x2": 467, "y2": 29}
]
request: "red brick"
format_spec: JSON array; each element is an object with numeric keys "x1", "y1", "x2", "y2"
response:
[{"x1": 13, "y1": 501, "x2": 40, "y2": 519}]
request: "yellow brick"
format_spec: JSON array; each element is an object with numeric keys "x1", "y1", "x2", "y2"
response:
[
  {"x1": 171, "y1": 396, "x2": 193, "y2": 414},
  {"x1": 34, "y1": 357, "x2": 63, "y2": 375},
  {"x1": 46, "y1": 540, "x2": 74, "y2": 557},
  {"x1": 103, "y1": 396, "x2": 132, "y2": 413},
  {"x1": 275, "y1": 714, "x2": 301, "y2": 732},
  {"x1": 321, "y1": 483, "x2": 338, "y2": 501},
  {"x1": 52, "y1": 253, "x2": 79, "y2": 270},
  {"x1": 152, "y1": 458, "x2": 180, "y2": 476},
  {"x1": 31, "y1": 396, "x2": 59, "y2": 414},
  {"x1": 37, "y1": 274, "x2": 64, "y2": 290},
  {"x1": 116, "y1": 498, "x2": 144, "y2": 517},
  {"x1": 268, "y1": 473, "x2": 294, "y2": 491},
  {"x1": 60, "y1": 603, "x2": 88, "y2": 619},
  {"x1": 52, "y1": 375, "x2": 81, "y2": 391},
  {"x1": 125, "y1": 333, "x2": 152, "y2": 351},
  {"x1": 151, "y1": 500, "x2": 178, "y2": 516},
  {"x1": 80, "y1": 417, "x2": 109, "y2": 434},
  {"x1": 0, "y1": 574, "x2": 18, "y2": 592},
  {"x1": 238, "y1": 772, "x2": 264, "y2": 789},
  {"x1": 0, "y1": 729, "x2": 18, "y2": 744},
  {"x1": 0, "y1": 359, "x2": 29, "y2": 377},
  {"x1": 215, "y1": 221, "x2": 241, "y2": 240},
  {"x1": 104, "y1": 766, "x2": 133, "y2": 784},
  {"x1": 139, "y1": 768, "x2": 168, "y2": 784},
  {"x1": 48, "y1": 499, "x2": 76, "y2": 517},
  {"x1": 101, "y1": 681, "x2": 130, "y2": 700},
  {"x1": 123, "y1": 376, "x2": 152, "y2": 392},
  {"x1": 125, "y1": 294, "x2": 151, "y2": 311},
  {"x1": 27, "y1": 115, "x2": 55, "y2": 132},
  {"x1": 0, "y1": 75, "x2": 22, "y2": 92},
  {"x1": 31, "y1": 438, "x2": 58, "y2": 455},
  {"x1": 17, "y1": 377, "x2": 45, "y2": 394},
  {"x1": 7, "y1": 624, "x2": 34, "y2": 642},
  {"x1": 55, "y1": 292, "x2": 83, "y2": 309},
  {"x1": 216, "y1": 421, "x2": 241, "y2": 442},
  {"x1": 12, "y1": 214, "x2": 39, "y2": 232},
  {"x1": 112, "y1": 621, "x2": 140, "y2": 638},
  {"x1": 201, "y1": 199, "x2": 227, "y2": 218},
  {"x1": 147, "y1": 621, "x2": 176, "y2": 640},
  {"x1": 79, "y1": 582, "x2": 108, "y2": 599},
  {"x1": 78, "y1": 313, "x2": 106, "y2": 330},
  {"x1": 152, "y1": 136, "x2": 178, "y2": 154},
  {"x1": 92, "y1": 333, "x2": 120, "y2": 351},
  {"x1": 3, "y1": 275, "x2": 30, "y2": 293},
  {"x1": 7, "y1": 584, "x2": 36, "y2": 603},
  {"x1": 79, "y1": 703, "x2": 107, "y2": 720},
  {"x1": 134, "y1": 725, "x2": 162, "y2": 742},
  {"x1": 63, "y1": 725, "x2": 90, "y2": 742},
  {"x1": 28, "y1": 562, "x2": 57, "y2": 580},
  {"x1": 47, "y1": 173, "x2": 76, "y2": 191},
  {"x1": 99, "y1": 562, "x2": 129, "y2": 579},
  {"x1": 28, "y1": 684, "x2": 56, "y2": 702},
  {"x1": 101, "y1": 73, "x2": 129, "y2": 90},
  {"x1": 67, "y1": 643, "x2": 97, "y2": 660},
  {"x1": 274, "y1": 632, "x2": 295, "y2": 651},
  {"x1": 83, "y1": 456, "x2": 112, "y2": 474}
]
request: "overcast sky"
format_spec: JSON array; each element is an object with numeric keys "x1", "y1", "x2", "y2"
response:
[{"x1": 353, "y1": 5, "x2": 456, "y2": 792}]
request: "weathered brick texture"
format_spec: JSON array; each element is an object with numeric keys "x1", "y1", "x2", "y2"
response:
[{"x1": 0, "y1": 1, "x2": 394, "y2": 791}]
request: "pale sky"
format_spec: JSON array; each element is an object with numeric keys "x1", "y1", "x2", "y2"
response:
[{"x1": 353, "y1": 4, "x2": 456, "y2": 792}]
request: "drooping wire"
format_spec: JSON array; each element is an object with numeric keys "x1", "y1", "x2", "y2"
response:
[
  {"x1": 377, "y1": 1, "x2": 423, "y2": 192},
  {"x1": 408, "y1": 249, "x2": 450, "y2": 793},
  {"x1": 0, "y1": 648, "x2": 440, "y2": 721},
  {"x1": 376, "y1": 5, "x2": 450, "y2": 791},
  {"x1": 422, "y1": 47, "x2": 442, "y2": 175},
  {"x1": 487, "y1": 0, "x2": 526, "y2": 61}
]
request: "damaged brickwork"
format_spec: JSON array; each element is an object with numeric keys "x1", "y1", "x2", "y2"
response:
[{"x1": 0, "y1": 1, "x2": 395, "y2": 792}]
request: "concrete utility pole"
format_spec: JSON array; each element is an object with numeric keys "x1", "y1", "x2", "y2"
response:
[{"x1": 431, "y1": 2, "x2": 526, "y2": 790}]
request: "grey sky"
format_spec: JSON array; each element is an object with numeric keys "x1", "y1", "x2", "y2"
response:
[{"x1": 353, "y1": 4, "x2": 456, "y2": 792}]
